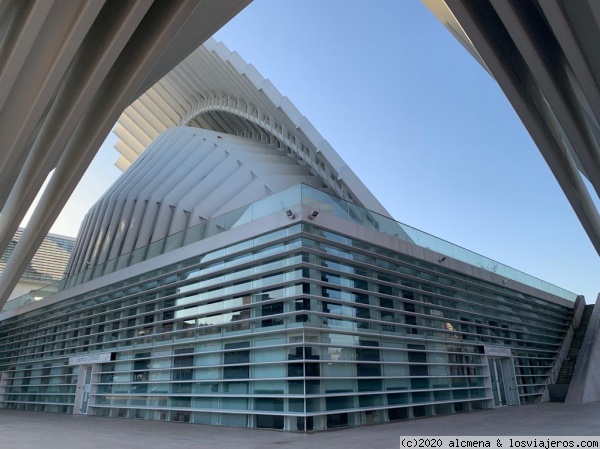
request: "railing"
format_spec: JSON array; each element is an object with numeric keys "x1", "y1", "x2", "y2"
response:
[
  {"x1": 1, "y1": 186, "x2": 302, "y2": 311},
  {"x1": 2, "y1": 184, "x2": 576, "y2": 312},
  {"x1": 301, "y1": 186, "x2": 576, "y2": 301}
]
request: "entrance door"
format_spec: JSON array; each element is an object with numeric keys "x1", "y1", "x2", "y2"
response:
[
  {"x1": 78, "y1": 365, "x2": 93, "y2": 414},
  {"x1": 489, "y1": 358, "x2": 508, "y2": 406}
]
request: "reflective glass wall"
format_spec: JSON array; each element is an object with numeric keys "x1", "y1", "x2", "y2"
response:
[
  {"x1": 0, "y1": 223, "x2": 572, "y2": 430},
  {"x1": 3, "y1": 184, "x2": 575, "y2": 312}
]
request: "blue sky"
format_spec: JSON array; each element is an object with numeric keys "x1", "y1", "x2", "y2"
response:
[{"x1": 47, "y1": 0, "x2": 599, "y2": 303}]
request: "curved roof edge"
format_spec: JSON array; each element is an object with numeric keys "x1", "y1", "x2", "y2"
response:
[{"x1": 115, "y1": 38, "x2": 392, "y2": 218}]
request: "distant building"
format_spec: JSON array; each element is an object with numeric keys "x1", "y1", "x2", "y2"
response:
[
  {"x1": 0, "y1": 229, "x2": 74, "y2": 302},
  {"x1": 0, "y1": 40, "x2": 582, "y2": 431}
]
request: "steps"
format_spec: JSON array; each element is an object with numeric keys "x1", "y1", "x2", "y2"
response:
[
  {"x1": 556, "y1": 305, "x2": 594, "y2": 384},
  {"x1": 548, "y1": 304, "x2": 594, "y2": 401}
]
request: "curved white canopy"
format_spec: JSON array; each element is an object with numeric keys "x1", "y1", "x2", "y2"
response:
[{"x1": 115, "y1": 38, "x2": 391, "y2": 218}]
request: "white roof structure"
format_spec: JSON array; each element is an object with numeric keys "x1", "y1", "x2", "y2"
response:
[
  {"x1": 67, "y1": 39, "x2": 392, "y2": 273},
  {"x1": 67, "y1": 127, "x2": 334, "y2": 273},
  {"x1": 425, "y1": 0, "x2": 600, "y2": 258},
  {"x1": 114, "y1": 38, "x2": 391, "y2": 219}
]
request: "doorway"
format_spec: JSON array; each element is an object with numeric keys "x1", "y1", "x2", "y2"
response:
[
  {"x1": 76, "y1": 365, "x2": 93, "y2": 414},
  {"x1": 487, "y1": 357, "x2": 518, "y2": 407}
]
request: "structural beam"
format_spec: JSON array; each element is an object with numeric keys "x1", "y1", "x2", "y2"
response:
[
  {"x1": 0, "y1": 0, "x2": 251, "y2": 309},
  {"x1": 426, "y1": 0, "x2": 600, "y2": 258}
]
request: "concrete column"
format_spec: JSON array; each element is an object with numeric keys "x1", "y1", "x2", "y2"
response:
[
  {"x1": 446, "y1": 0, "x2": 600, "y2": 258},
  {"x1": 0, "y1": 1, "x2": 99, "y2": 207},
  {"x1": 0, "y1": 0, "x2": 203, "y2": 309},
  {"x1": 565, "y1": 293, "x2": 600, "y2": 404},
  {"x1": 0, "y1": 0, "x2": 151, "y2": 287}
]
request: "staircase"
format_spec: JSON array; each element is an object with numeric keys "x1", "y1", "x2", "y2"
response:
[
  {"x1": 548, "y1": 304, "x2": 594, "y2": 401},
  {"x1": 557, "y1": 305, "x2": 594, "y2": 384}
]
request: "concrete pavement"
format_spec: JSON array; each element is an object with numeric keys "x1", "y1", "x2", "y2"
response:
[{"x1": 2, "y1": 402, "x2": 600, "y2": 449}]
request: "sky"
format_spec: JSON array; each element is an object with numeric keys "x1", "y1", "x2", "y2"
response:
[{"x1": 41, "y1": 0, "x2": 600, "y2": 303}]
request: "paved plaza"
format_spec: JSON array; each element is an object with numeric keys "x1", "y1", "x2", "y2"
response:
[{"x1": 2, "y1": 402, "x2": 600, "y2": 449}]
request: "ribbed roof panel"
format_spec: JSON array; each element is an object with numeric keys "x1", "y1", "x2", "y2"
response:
[{"x1": 115, "y1": 38, "x2": 391, "y2": 218}]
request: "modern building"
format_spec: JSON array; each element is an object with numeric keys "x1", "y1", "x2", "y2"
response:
[
  {"x1": 0, "y1": 41, "x2": 584, "y2": 431},
  {"x1": 0, "y1": 229, "x2": 74, "y2": 302}
]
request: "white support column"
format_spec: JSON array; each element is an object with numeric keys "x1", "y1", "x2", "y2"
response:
[
  {"x1": 445, "y1": 0, "x2": 600, "y2": 258},
  {"x1": 0, "y1": 0, "x2": 152, "y2": 284},
  {"x1": 0, "y1": 0, "x2": 208, "y2": 309},
  {"x1": 0, "y1": 0, "x2": 98, "y2": 208}
]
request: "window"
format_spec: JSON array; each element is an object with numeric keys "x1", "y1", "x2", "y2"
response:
[
  {"x1": 223, "y1": 342, "x2": 249, "y2": 379},
  {"x1": 261, "y1": 302, "x2": 283, "y2": 327},
  {"x1": 173, "y1": 348, "x2": 194, "y2": 393},
  {"x1": 132, "y1": 353, "x2": 150, "y2": 392}
]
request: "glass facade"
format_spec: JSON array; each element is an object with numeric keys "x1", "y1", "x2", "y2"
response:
[
  {"x1": 0, "y1": 215, "x2": 572, "y2": 431},
  {"x1": 3, "y1": 185, "x2": 575, "y2": 312}
]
